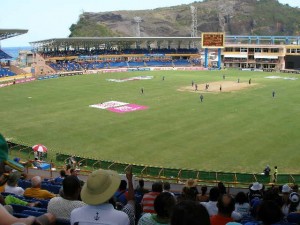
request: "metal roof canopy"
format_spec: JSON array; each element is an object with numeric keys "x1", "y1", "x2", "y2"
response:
[
  {"x1": 30, "y1": 35, "x2": 300, "y2": 49},
  {"x1": 30, "y1": 37, "x2": 200, "y2": 48},
  {"x1": 0, "y1": 29, "x2": 28, "y2": 41}
]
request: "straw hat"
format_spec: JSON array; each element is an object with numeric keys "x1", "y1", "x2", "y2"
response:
[
  {"x1": 80, "y1": 169, "x2": 120, "y2": 205},
  {"x1": 185, "y1": 179, "x2": 197, "y2": 188}
]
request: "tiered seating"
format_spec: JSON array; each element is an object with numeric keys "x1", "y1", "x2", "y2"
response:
[
  {"x1": 65, "y1": 61, "x2": 82, "y2": 71},
  {"x1": 18, "y1": 179, "x2": 61, "y2": 194},
  {"x1": 173, "y1": 59, "x2": 191, "y2": 66},
  {"x1": 48, "y1": 61, "x2": 82, "y2": 72},
  {"x1": 42, "y1": 48, "x2": 200, "y2": 58},
  {"x1": 145, "y1": 60, "x2": 173, "y2": 67},
  {"x1": 109, "y1": 61, "x2": 128, "y2": 68},
  {"x1": 49, "y1": 62, "x2": 63, "y2": 71},
  {"x1": 0, "y1": 67, "x2": 16, "y2": 77},
  {"x1": 177, "y1": 48, "x2": 198, "y2": 54},
  {"x1": 127, "y1": 61, "x2": 145, "y2": 67},
  {"x1": 81, "y1": 61, "x2": 107, "y2": 70}
]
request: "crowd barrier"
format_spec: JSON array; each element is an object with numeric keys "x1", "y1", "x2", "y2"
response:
[
  {"x1": 55, "y1": 152, "x2": 300, "y2": 186},
  {"x1": 37, "y1": 75, "x2": 59, "y2": 80},
  {"x1": 7, "y1": 141, "x2": 300, "y2": 186}
]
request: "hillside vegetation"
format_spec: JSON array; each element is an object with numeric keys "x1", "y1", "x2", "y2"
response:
[{"x1": 69, "y1": 0, "x2": 300, "y2": 37}]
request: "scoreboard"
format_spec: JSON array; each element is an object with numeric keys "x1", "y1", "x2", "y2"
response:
[{"x1": 202, "y1": 32, "x2": 225, "y2": 48}]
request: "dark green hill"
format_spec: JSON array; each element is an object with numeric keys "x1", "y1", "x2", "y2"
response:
[{"x1": 69, "y1": 0, "x2": 300, "y2": 37}]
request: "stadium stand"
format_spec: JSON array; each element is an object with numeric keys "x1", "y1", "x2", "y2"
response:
[
  {"x1": 173, "y1": 59, "x2": 191, "y2": 66},
  {"x1": 0, "y1": 66, "x2": 16, "y2": 77}
]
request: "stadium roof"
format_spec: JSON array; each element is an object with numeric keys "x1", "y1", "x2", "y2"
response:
[
  {"x1": 30, "y1": 35, "x2": 300, "y2": 49},
  {"x1": 0, "y1": 29, "x2": 28, "y2": 41},
  {"x1": 30, "y1": 37, "x2": 200, "y2": 48}
]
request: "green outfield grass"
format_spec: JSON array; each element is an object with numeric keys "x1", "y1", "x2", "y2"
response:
[{"x1": 1, "y1": 70, "x2": 299, "y2": 174}]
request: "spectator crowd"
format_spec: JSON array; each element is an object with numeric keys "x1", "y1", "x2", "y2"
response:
[{"x1": 0, "y1": 162, "x2": 299, "y2": 225}]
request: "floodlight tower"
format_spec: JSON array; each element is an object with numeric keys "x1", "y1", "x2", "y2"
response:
[
  {"x1": 134, "y1": 16, "x2": 142, "y2": 37},
  {"x1": 191, "y1": 6, "x2": 197, "y2": 38},
  {"x1": 190, "y1": 6, "x2": 198, "y2": 47}
]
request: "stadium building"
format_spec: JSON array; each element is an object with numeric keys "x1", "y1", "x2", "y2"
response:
[
  {"x1": 0, "y1": 29, "x2": 28, "y2": 78},
  {"x1": 27, "y1": 35, "x2": 300, "y2": 77}
]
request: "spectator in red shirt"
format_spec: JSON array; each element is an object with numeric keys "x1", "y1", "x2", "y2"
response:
[{"x1": 141, "y1": 182, "x2": 163, "y2": 213}]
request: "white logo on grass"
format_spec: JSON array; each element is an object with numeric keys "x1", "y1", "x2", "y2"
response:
[{"x1": 89, "y1": 101, "x2": 128, "y2": 109}]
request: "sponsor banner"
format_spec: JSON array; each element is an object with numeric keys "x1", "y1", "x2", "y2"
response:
[
  {"x1": 38, "y1": 75, "x2": 59, "y2": 80},
  {"x1": 0, "y1": 82, "x2": 13, "y2": 88},
  {"x1": 78, "y1": 55, "x2": 98, "y2": 59},
  {"x1": 127, "y1": 68, "x2": 151, "y2": 72},
  {"x1": 151, "y1": 67, "x2": 206, "y2": 71},
  {"x1": 153, "y1": 67, "x2": 174, "y2": 71},
  {"x1": 16, "y1": 77, "x2": 36, "y2": 84},
  {"x1": 89, "y1": 101, "x2": 128, "y2": 109},
  {"x1": 0, "y1": 77, "x2": 35, "y2": 88},
  {"x1": 86, "y1": 70, "x2": 98, "y2": 74},
  {"x1": 108, "y1": 104, "x2": 148, "y2": 113},
  {"x1": 144, "y1": 54, "x2": 165, "y2": 57},
  {"x1": 241, "y1": 68, "x2": 263, "y2": 72}
]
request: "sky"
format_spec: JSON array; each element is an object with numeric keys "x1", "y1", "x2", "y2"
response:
[{"x1": 0, "y1": 0, "x2": 299, "y2": 47}]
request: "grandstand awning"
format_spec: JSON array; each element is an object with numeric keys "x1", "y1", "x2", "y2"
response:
[
  {"x1": 254, "y1": 55, "x2": 278, "y2": 59},
  {"x1": 224, "y1": 54, "x2": 248, "y2": 58},
  {"x1": 0, "y1": 29, "x2": 28, "y2": 41},
  {"x1": 29, "y1": 37, "x2": 201, "y2": 49}
]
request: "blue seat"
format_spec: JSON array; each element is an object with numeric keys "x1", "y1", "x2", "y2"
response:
[
  {"x1": 10, "y1": 203, "x2": 46, "y2": 213},
  {"x1": 22, "y1": 210, "x2": 45, "y2": 217},
  {"x1": 10, "y1": 204, "x2": 35, "y2": 213},
  {"x1": 1, "y1": 192, "x2": 16, "y2": 197},
  {"x1": 48, "y1": 184, "x2": 61, "y2": 194},
  {"x1": 13, "y1": 212, "x2": 29, "y2": 218}
]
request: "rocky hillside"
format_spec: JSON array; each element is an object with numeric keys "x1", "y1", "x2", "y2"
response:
[{"x1": 69, "y1": 0, "x2": 300, "y2": 37}]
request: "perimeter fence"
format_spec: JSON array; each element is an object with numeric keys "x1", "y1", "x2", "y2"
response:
[{"x1": 7, "y1": 141, "x2": 300, "y2": 187}]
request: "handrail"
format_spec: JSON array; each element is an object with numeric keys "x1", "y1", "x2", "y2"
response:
[
  {"x1": 141, "y1": 166, "x2": 148, "y2": 177},
  {"x1": 108, "y1": 162, "x2": 116, "y2": 170},
  {"x1": 92, "y1": 160, "x2": 101, "y2": 170}
]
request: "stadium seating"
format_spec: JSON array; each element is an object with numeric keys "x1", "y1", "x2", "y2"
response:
[
  {"x1": 48, "y1": 61, "x2": 82, "y2": 72},
  {"x1": 145, "y1": 60, "x2": 173, "y2": 67},
  {"x1": 10, "y1": 204, "x2": 46, "y2": 213},
  {"x1": 0, "y1": 67, "x2": 16, "y2": 77},
  {"x1": 82, "y1": 61, "x2": 108, "y2": 69},
  {"x1": 173, "y1": 59, "x2": 191, "y2": 66},
  {"x1": 109, "y1": 61, "x2": 128, "y2": 68},
  {"x1": 22, "y1": 210, "x2": 45, "y2": 217},
  {"x1": 127, "y1": 61, "x2": 145, "y2": 67}
]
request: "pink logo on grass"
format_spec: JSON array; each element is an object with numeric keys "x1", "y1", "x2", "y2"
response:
[
  {"x1": 108, "y1": 104, "x2": 148, "y2": 113},
  {"x1": 89, "y1": 101, "x2": 148, "y2": 113}
]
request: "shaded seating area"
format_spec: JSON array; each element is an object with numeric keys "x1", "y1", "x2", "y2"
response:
[
  {"x1": 173, "y1": 59, "x2": 191, "y2": 66},
  {"x1": 145, "y1": 59, "x2": 173, "y2": 67},
  {"x1": 0, "y1": 67, "x2": 16, "y2": 77},
  {"x1": 81, "y1": 61, "x2": 107, "y2": 70},
  {"x1": 127, "y1": 60, "x2": 145, "y2": 67},
  {"x1": 48, "y1": 61, "x2": 83, "y2": 72},
  {"x1": 109, "y1": 61, "x2": 128, "y2": 68}
]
